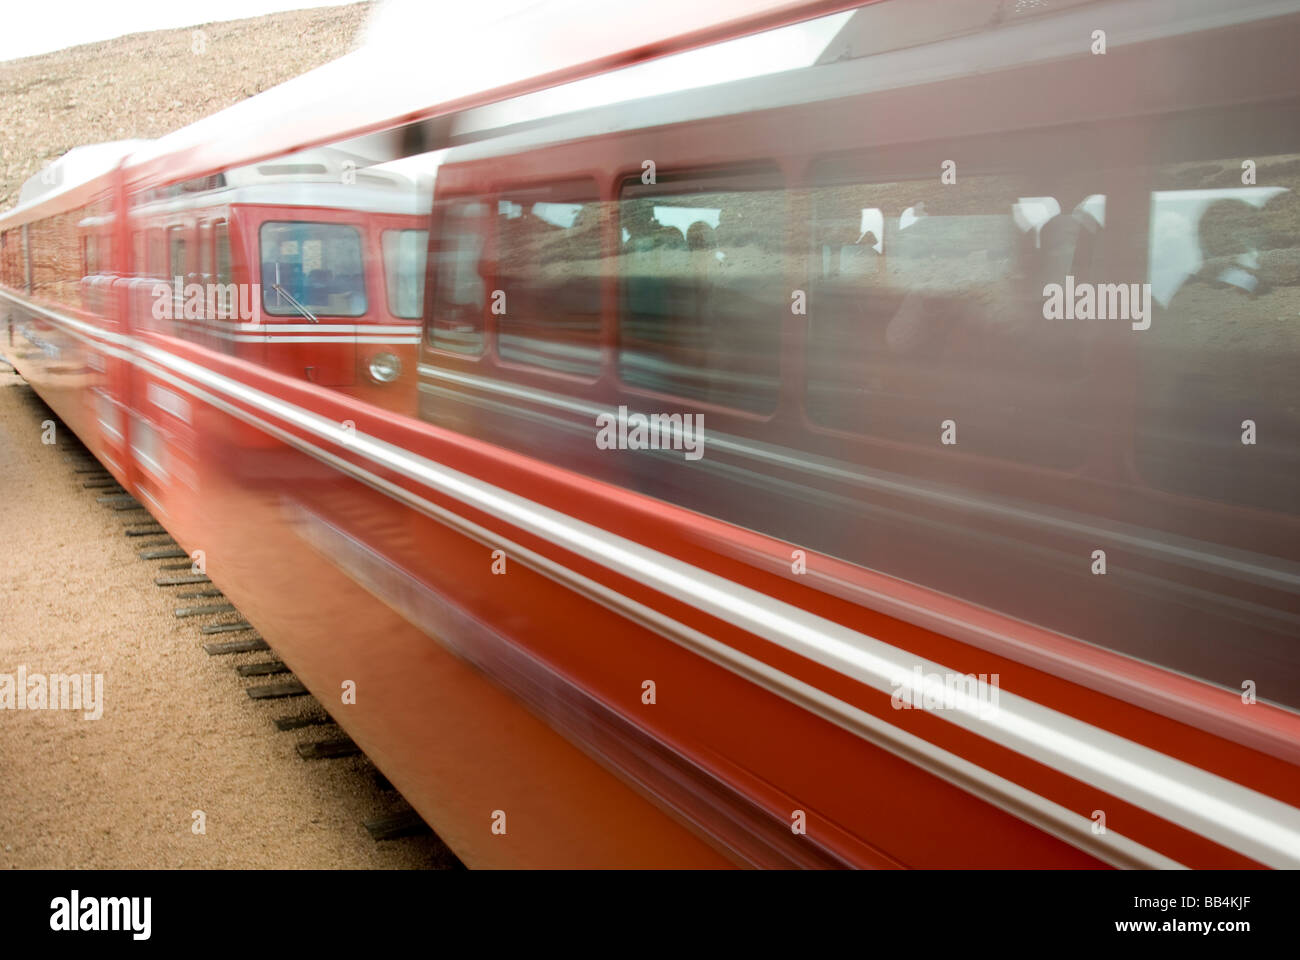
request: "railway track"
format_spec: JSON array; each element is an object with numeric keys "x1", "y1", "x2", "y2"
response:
[{"x1": 12, "y1": 384, "x2": 461, "y2": 862}]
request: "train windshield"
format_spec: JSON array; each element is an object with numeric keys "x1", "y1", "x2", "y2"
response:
[
  {"x1": 260, "y1": 221, "x2": 366, "y2": 318},
  {"x1": 382, "y1": 229, "x2": 427, "y2": 319}
]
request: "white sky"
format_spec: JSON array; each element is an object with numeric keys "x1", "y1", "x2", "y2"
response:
[{"x1": 0, "y1": 0, "x2": 363, "y2": 63}]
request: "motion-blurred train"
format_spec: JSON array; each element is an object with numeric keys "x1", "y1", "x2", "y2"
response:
[{"x1": 3, "y1": 0, "x2": 1299, "y2": 868}]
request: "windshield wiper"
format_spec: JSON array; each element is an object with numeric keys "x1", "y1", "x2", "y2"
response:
[{"x1": 272, "y1": 263, "x2": 317, "y2": 323}]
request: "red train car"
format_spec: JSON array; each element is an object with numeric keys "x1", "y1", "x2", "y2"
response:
[{"x1": 3, "y1": 0, "x2": 1299, "y2": 868}]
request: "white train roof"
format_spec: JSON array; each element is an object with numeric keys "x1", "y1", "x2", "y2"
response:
[
  {"x1": 119, "y1": 0, "x2": 844, "y2": 189},
  {"x1": 12, "y1": 140, "x2": 151, "y2": 216}
]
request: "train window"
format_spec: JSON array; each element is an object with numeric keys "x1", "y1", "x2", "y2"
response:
[
  {"x1": 84, "y1": 235, "x2": 97, "y2": 277},
  {"x1": 617, "y1": 169, "x2": 784, "y2": 413},
  {"x1": 214, "y1": 222, "x2": 232, "y2": 286},
  {"x1": 1136, "y1": 154, "x2": 1300, "y2": 513},
  {"x1": 199, "y1": 222, "x2": 213, "y2": 280},
  {"x1": 29, "y1": 212, "x2": 78, "y2": 305},
  {"x1": 0, "y1": 230, "x2": 18, "y2": 289},
  {"x1": 382, "y1": 229, "x2": 427, "y2": 320},
  {"x1": 99, "y1": 231, "x2": 113, "y2": 277},
  {"x1": 428, "y1": 200, "x2": 487, "y2": 355},
  {"x1": 212, "y1": 221, "x2": 233, "y2": 323},
  {"x1": 803, "y1": 168, "x2": 1101, "y2": 468},
  {"x1": 147, "y1": 230, "x2": 165, "y2": 280},
  {"x1": 260, "y1": 221, "x2": 367, "y2": 318},
  {"x1": 495, "y1": 183, "x2": 602, "y2": 377},
  {"x1": 168, "y1": 226, "x2": 189, "y2": 316}
]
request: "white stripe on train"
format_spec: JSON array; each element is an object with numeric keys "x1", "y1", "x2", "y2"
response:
[{"x1": 7, "y1": 287, "x2": 1300, "y2": 868}]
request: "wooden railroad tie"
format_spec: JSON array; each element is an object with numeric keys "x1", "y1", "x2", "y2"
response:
[
  {"x1": 200, "y1": 621, "x2": 252, "y2": 635},
  {"x1": 203, "y1": 637, "x2": 269, "y2": 655},
  {"x1": 246, "y1": 680, "x2": 308, "y2": 700},
  {"x1": 363, "y1": 810, "x2": 431, "y2": 842},
  {"x1": 273, "y1": 712, "x2": 332, "y2": 731},
  {"x1": 236, "y1": 660, "x2": 288, "y2": 678},
  {"x1": 140, "y1": 546, "x2": 188, "y2": 560},
  {"x1": 296, "y1": 737, "x2": 360, "y2": 760},
  {"x1": 178, "y1": 588, "x2": 223, "y2": 599},
  {"x1": 174, "y1": 603, "x2": 236, "y2": 618},
  {"x1": 155, "y1": 574, "x2": 211, "y2": 586}
]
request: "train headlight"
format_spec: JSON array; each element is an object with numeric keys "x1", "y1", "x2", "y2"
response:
[{"x1": 368, "y1": 352, "x2": 402, "y2": 383}]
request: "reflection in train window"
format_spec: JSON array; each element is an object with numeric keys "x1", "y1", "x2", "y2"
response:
[
  {"x1": 382, "y1": 228, "x2": 427, "y2": 320},
  {"x1": 260, "y1": 221, "x2": 366, "y2": 318},
  {"x1": 1137, "y1": 155, "x2": 1300, "y2": 513},
  {"x1": 496, "y1": 183, "x2": 602, "y2": 377},
  {"x1": 618, "y1": 171, "x2": 783, "y2": 413},
  {"x1": 804, "y1": 170, "x2": 1103, "y2": 469},
  {"x1": 429, "y1": 200, "x2": 487, "y2": 355}
]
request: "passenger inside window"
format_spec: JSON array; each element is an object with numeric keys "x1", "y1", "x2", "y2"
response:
[
  {"x1": 804, "y1": 171, "x2": 1102, "y2": 469},
  {"x1": 618, "y1": 173, "x2": 784, "y2": 413},
  {"x1": 1139, "y1": 159, "x2": 1300, "y2": 513},
  {"x1": 496, "y1": 185, "x2": 602, "y2": 377}
]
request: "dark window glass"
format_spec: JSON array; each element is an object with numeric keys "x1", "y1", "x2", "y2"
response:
[
  {"x1": 199, "y1": 222, "x2": 213, "y2": 278},
  {"x1": 214, "y1": 222, "x2": 232, "y2": 285},
  {"x1": 1136, "y1": 155, "x2": 1300, "y2": 513},
  {"x1": 496, "y1": 184, "x2": 602, "y2": 377},
  {"x1": 168, "y1": 226, "x2": 189, "y2": 315},
  {"x1": 260, "y1": 221, "x2": 366, "y2": 318},
  {"x1": 618, "y1": 170, "x2": 783, "y2": 412},
  {"x1": 428, "y1": 200, "x2": 487, "y2": 354},
  {"x1": 804, "y1": 170, "x2": 1103, "y2": 469},
  {"x1": 168, "y1": 226, "x2": 189, "y2": 278}
]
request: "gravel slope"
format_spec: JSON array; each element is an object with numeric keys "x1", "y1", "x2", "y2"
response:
[{"x1": 0, "y1": 2, "x2": 373, "y2": 210}]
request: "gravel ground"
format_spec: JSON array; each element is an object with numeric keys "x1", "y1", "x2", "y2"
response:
[
  {"x1": 0, "y1": 2, "x2": 374, "y2": 210},
  {"x1": 0, "y1": 372, "x2": 457, "y2": 868}
]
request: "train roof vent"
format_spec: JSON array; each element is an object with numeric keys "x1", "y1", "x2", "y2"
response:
[
  {"x1": 226, "y1": 147, "x2": 405, "y2": 189},
  {"x1": 256, "y1": 163, "x2": 330, "y2": 176},
  {"x1": 816, "y1": 0, "x2": 1101, "y2": 63}
]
